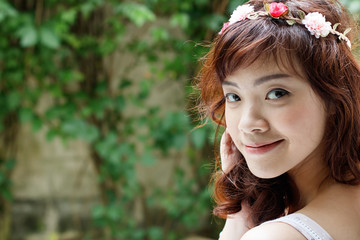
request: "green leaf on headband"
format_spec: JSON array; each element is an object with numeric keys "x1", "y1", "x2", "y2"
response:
[
  {"x1": 333, "y1": 23, "x2": 340, "y2": 31},
  {"x1": 344, "y1": 28, "x2": 351, "y2": 36},
  {"x1": 298, "y1": 10, "x2": 306, "y2": 20},
  {"x1": 247, "y1": 13, "x2": 259, "y2": 20},
  {"x1": 264, "y1": 3, "x2": 270, "y2": 12},
  {"x1": 286, "y1": 20, "x2": 296, "y2": 25}
]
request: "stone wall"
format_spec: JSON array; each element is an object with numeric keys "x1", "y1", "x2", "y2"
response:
[
  {"x1": 11, "y1": 125, "x2": 99, "y2": 239},
  {"x1": 8, "y1": 19, "x2": 208, "y2": 240}
]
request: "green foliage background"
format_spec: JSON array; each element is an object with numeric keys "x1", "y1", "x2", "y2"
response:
[{"x1": 0, "y1": 0, "x2": 359, "y2": 239}]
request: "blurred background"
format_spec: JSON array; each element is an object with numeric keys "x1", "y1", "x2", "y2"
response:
[{"x1": 0, "y1": 0, "x2": 359, "y2": 239}]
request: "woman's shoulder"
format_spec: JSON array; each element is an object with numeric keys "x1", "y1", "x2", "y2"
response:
[
  {"x1": 240, "y1": 221, "x2": 306, "y2": 240},
  {"x1": 305, "y1": 183, "x2": 360, "y2": 222},
  {"x1": 301, "y1": 183, "x2": 360, "y2": 239},
  {"x1": 241, "y1": 183, "x2": 360, "y2": 240}
]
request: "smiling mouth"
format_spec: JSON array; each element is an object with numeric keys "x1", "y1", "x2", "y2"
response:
[{"x1": 245, "y1": 140, "x2": 284, "y2": 154}]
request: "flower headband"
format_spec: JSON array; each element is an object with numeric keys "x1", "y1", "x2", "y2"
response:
[{"x1": 219, "y1": 2, "x2": 352, "y2": 49}]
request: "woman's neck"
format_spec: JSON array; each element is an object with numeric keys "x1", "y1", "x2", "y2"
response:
[{"x1": 288, "y1": 148, "x2": 332, "y2": 207}]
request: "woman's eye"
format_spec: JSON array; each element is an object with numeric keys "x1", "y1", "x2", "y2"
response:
[
  {"x1": 225, "y1": 93, "x2": 240, "y2": 102},
  {"x1": 266, "y1": 89, "x2": 289, "y2": 100}
]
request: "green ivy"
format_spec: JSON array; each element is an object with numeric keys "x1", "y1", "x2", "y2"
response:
[{"x1": 0, "y1": 0, "x2": 222, "y2": 239}]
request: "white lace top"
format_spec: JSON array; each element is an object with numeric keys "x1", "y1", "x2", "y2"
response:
[{"x1": 264, "y1": 213, "x2": 333, "y2": 240}]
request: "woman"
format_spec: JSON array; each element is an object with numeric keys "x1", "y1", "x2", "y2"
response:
[{"x1": 197, "y1": 0, "x2": 360, "y2": 239}]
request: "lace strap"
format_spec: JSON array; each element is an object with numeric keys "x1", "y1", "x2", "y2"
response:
[{"x1": 264, "y1": 213, "x2": 333, "y2": 240}]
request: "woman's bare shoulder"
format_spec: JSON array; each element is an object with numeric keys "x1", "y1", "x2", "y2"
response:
[
  {"x1": 240, "y1": 222, "x2": 306, "y2": 240},
  {"x1": 301, "y1": 183, "x2": 360, "y2": 239}
]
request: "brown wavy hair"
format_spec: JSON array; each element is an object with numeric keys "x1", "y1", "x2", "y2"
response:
[{"x1": 197, "y1": 0, "x2": 360, "y2": 225}]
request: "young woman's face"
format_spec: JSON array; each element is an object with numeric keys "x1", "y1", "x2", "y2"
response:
[{"x1": 222, "y1": 58, "x2": 327, "y2": 178}]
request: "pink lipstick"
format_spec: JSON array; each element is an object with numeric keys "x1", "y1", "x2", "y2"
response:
[{"x1": 245, "y1": 140, "x2": 284, "y2": 154}]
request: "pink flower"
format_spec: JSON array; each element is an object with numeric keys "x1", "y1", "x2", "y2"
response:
[
  {"x1": 229, "y1": 4, "x2": 255, "y2": 25},
  {"x1": 269, "y1": 2, "x2": 288, "y2": 18},
  {"x1": 302, "y1": 12, "x2": 332, "y2": 38},
  {"x1": 219, "y1": 22, "x2": 230, "y2": 35}
]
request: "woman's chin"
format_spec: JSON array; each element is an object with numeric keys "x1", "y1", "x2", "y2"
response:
[{"x1": 248, "y1": 167, "x2": 285, "y2": 179}]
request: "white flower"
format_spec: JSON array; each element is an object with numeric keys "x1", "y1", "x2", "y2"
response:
[
  {"x1": 302, "y1": 12, "x2": 332, "y2": 38},
  {"x1": 229, "y1": 4, "x2": 255, "y2": 25}
]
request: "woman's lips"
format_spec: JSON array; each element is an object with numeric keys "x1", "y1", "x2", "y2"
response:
[{"x1": 244, "y1": 140, "x2": 284, "y2": 154}]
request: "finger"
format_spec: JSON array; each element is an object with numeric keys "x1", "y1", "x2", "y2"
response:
[
  {"x1": 220, "y1": 131, "x2": 230, "y2": 162},
  {"x1": 220, "y1": 131, "x2": 231, "y2": 153},
  {"x1": 223, "y1": 131, "x2": 236, "y2": 155},
  {"x1": 220, "y1": 131, "x2": 234, "y2": 172}
]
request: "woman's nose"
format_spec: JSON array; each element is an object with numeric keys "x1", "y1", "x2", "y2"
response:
[{"x1": 238, "y1": 104, "x2": 269, "y2": 134}]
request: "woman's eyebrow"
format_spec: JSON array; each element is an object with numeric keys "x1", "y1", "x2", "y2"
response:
[
  {"x1": 222, "y1": 81, "x2": 239, "y2": 88},
  {"x1": 253, "y1": 73, "x2": 291, "y2": 86},
  {"x1": 222, "y1": 73, "x2": 291, "y2": 88}
]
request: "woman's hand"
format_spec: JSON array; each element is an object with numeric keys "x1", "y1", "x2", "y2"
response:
[
  {"x1": 219, "y1": 131, "x2": 253, "y2": 239},
  {"x1": 220, "y1": 131, "x2": 240, "y2": 173},
  {"x1": 219, "y1": 203, "x2": 253, "y2": 240}
]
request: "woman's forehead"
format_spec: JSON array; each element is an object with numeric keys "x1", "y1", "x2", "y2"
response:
[{"x1": 224, "y1": 52, "x2": 305, "y2": 81}]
